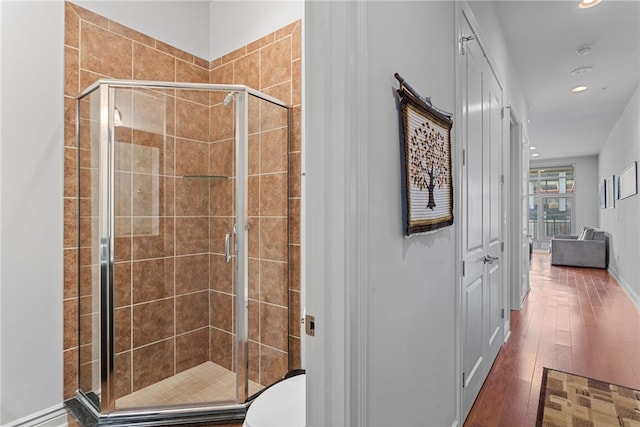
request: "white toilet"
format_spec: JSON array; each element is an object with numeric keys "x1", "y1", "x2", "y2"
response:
[{"x1": 243, "y1": 373, "x2": 306, "y2": 427}]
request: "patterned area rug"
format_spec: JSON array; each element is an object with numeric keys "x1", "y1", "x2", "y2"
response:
[{"x1": 536, "y1": 368, "x2": 640, "y2": 427}]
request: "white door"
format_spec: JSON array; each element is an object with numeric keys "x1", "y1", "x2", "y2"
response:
[{"x1": 460, "y1": 13, "x2": 504, "y2": 419}]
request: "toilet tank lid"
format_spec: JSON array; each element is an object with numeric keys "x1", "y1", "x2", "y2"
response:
[{"x1": 245, "y1": 374, "x2": 305, "y2": 427}]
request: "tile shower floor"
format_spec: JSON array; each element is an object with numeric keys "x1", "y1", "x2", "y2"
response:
[{"x1": 116, "y1": 362, "x2": 264, "y2": 408}]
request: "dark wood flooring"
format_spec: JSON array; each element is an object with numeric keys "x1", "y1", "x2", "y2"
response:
[{"x1": 464, "y1": 252, "x2": 640, "y2": 427}]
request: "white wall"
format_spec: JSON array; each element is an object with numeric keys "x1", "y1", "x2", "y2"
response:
[
  {"x1": 305, "y1": 1, "x2": 457, "y2": 425},
  {"x1": 75, "y1": 1, "x2": 212, "y2": 60},
  {"x1": 531, "y1": 155, "x2": 600, "y2": 233},
  {"x1": 75, "y1": 1, "x2": 306, "y2": 62},
  {"x1": 209, "y1": 1, "x2": 304, "y2": 60},
  {"x1": 0, "y1": 1, "x2": 64, "y2": 424},
  {"x1": 0, "y1": 1, "x2": 3, "y2": 418},
  {"x1": 365, "y1": 2, "x2": 457, "y2": 425},
  {"x1": 598, "y1": 87, "x2": 640, "y2": 306}
]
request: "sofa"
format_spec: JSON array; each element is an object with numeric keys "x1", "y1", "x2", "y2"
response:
[{"x1": 550, "y1": 227, "x2": 609, "y2": 269}]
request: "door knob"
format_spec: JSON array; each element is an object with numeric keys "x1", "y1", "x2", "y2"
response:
[{"x1": 483, "y1": 254, "x2": 499, "y2": 264}]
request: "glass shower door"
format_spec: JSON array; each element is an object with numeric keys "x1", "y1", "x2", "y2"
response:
[{"x1": 109, "y1": 86, "x2": 243, "y2": 410}]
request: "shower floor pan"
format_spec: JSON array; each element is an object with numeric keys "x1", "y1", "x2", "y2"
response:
[{"x1": 117, "y1": 361, "x2": 264, "y2": 409}]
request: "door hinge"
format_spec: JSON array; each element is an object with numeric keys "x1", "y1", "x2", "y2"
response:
[
  {"x1": 501, "y1": 308, "x2": 505, "y2": 319},
  {"x1": 461, "y1": 35, "x2": 475, "y2": 55},
  {"x1": 501, "y1": 108, "x2": 504, "y2": 119},
  {"x1": 462, "y1": 372, "x2": 466, "y2": 387},
  {"x1": 462, "y1": 149, "x2": 466, "y2": 166},
  {"x1": 501, "y1": 241, "x2": 504, "y2": 252},
  {"x1": 462, "y1": 261, "x2": 465, "y2": 277},
  {"x1": 500, "y1": 174, "x2": 505, "y2": 185}
]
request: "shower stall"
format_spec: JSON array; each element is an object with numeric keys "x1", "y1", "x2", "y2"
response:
[{"x1": 67, "y1": 79, "x2": 291, "y2": 425}]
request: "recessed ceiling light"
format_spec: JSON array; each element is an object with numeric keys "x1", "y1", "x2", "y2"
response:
[
  {"x1": 530, "y1": 146, "x2": 537, "y2": 150},
  {"x1": 576, "y1": 46, "x2": 592, "y2": 56},
  {"x1": 570, "y1": 66, "x2": 593, "y2": 76},
  {"x1": 572, "y1": 85, "x2": 588, "y2": 93},
  {"x1": 578, "y1": 0, "x2": 601, "y2": 9},
  {"x1": 531, "y1": 153, "x2": 540, "y2": 157}
]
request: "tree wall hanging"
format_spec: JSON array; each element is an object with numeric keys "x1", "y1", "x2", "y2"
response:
[{"x1": 395, "y1": 73, "x2": 454, "y2": 236}]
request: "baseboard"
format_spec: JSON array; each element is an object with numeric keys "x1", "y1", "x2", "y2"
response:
[
  {"x1": 2, "y1": 404, "x2": 67, "y2": 427},
  {"x1": 608, "y1": 266, "x2": 640, "y2": 310}
]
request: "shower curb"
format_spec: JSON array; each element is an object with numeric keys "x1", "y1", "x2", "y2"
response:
[{"x1": 64, "y1": 396, "x2": 246, "y2": 427}]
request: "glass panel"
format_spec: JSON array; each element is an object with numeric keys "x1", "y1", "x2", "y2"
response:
[
  {"x1": 207, "y1": 89, "x2": 238, "y2": 403},
  {"x1": 539, "y1": 178, "x2": 559, "y2": 194},
  {"x1": 530, "y1": 166, "x2": 575, "y2": 195},
  {"x1": 246, "y1": 94, "x2": 290, "y2": 398},
  {"x1": 528, "y1": 196, "x2": 538, "y2": 240},
  {"x1": 539, "y1": 166, "x2": 574, "y2": 178},
  {"x1": 111, "y1": 86, "x2": 240, "y2": 409},
  {"x1": 529, "y1": 165, "x2": 575, "y2": 248},
  {"x1": 542, "y1": 197, "x2": 573, "y2": 238},
  {"x1": 78, "y1": 89, "x2": 102, "y2": 410}
]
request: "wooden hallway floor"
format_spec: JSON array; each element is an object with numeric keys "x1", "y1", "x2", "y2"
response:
[{"x1": 464, "y1": 252, "x2": 640, "y2": 427}]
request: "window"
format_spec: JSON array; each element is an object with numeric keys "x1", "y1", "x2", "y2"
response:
[{"x1": 528, "y1": 166, "x2": 575, "y2": 248}]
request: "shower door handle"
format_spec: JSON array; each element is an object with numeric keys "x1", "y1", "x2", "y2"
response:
[{"x1": 225, "y1": 233, "x2": 232, "y2": 263}]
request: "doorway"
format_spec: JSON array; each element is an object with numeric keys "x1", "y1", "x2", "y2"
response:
[{"x1": 509, "y1": 110, "x2": 531, "y2": 310}]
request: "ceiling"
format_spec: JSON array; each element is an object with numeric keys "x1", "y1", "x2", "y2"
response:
[{"x1": 493, "y1": 0, "x2": 640, "y2": 161}]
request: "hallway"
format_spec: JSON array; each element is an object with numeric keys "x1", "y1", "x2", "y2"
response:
[{"x1": 464, "y1": 252, "x2": 640, "y2": 426}]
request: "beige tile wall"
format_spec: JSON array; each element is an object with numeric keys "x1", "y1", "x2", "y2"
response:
[
  {"x1": 64, "y1": 0, "x2": 301, "y2": 402},
  {"x1": 67, "y1": 1, "x2": 213, "y2": 400},
  {"x1": 209, "y1": 20, "x2": 302, "y2": 385}
]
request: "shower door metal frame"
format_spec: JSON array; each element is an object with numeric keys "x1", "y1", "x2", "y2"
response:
[
  {"x1": 102, "y1": 83, "x2": 116, "y2": 414},
  {"x1": 71, "y1": 79, "x2": 289, "y2": 425}
]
